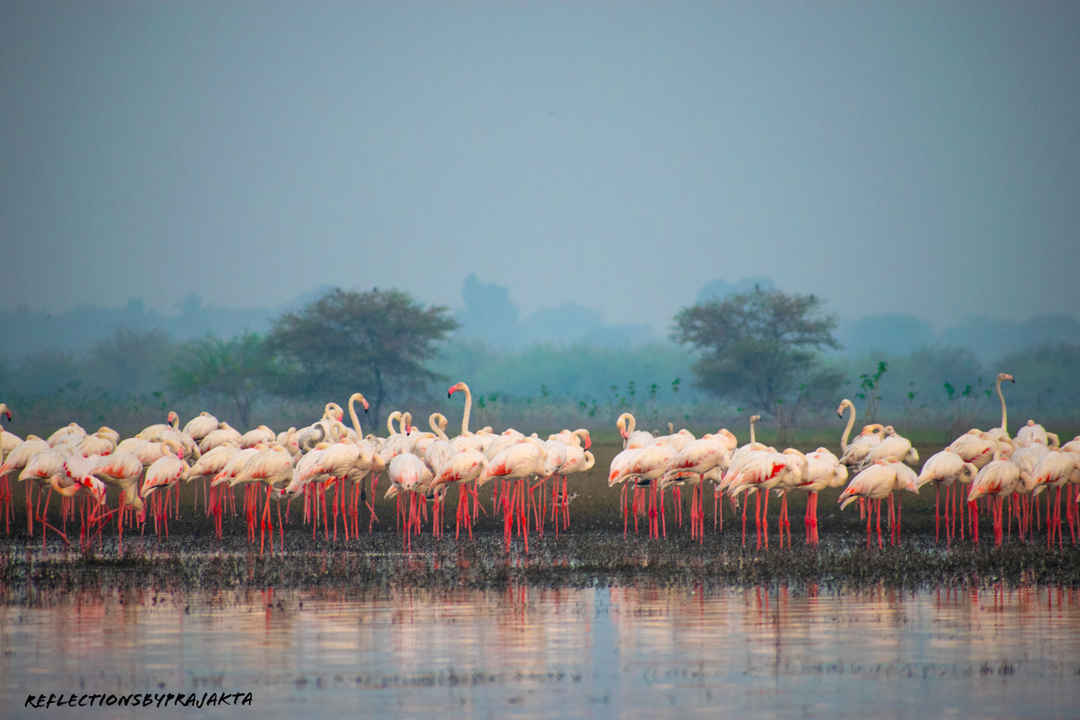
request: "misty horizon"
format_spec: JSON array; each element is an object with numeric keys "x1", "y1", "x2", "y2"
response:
[{"x1": 5, "y1": 1, "x2": 1079, "y2": 336}]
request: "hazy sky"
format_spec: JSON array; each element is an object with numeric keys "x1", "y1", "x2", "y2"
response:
[{"x1": 5, "y1": 1, "x2": 1078, "y2": 333}]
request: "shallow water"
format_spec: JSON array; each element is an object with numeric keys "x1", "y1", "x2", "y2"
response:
[{"x1": 3, "y1": 583, "x2": 1079, "y2": 719}]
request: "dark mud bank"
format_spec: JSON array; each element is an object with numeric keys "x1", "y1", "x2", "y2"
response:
[{"x1": 2, "y1": 527, "x2": 1078, "y2": 602}]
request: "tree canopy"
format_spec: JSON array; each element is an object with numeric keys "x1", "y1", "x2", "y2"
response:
[
  {"x1": 167, "y1": 332, "x2": 279, "y2": 428},
  {"x1": 671, "y1": 286, "x2": 841, "y2": 432},
  {"x1": 266, "y1": 287, "x2": 459, "y2": 423}
]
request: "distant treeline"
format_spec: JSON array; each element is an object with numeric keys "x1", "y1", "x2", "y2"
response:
[
  {"x1": 2, "y1": 276, "x2": 1078, "y2": 439},
  {"x1": 1, "y1": 326, "x2": 1076, "y2": 440}
]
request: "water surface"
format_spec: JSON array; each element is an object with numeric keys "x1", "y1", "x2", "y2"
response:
[{"x1": 3, "y1": 583, "x2": 1079, "y2": 718}]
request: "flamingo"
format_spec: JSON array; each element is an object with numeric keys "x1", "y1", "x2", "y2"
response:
[
  {"x1": 1016, "y1": 419, "x2": 1060, "y2": 449},
  {"x1": 346, "y1": 391, "x2": 382, "y2": 534},
  {"x1": 20, "y1": 448, "x2": 71, "y2": 547},
  {"x1": 838, "y1": 461, "x2": 919, "y2": 549},
  {"x1": 182, "y1": 411, "x2": 220, "y2": 442},
  {"x1": 656, "y1": 434, "x2": 732, "y2": 542},
  {"x1": 979, "y1": 373, "x2": 1016, "y2": 445},
  {"x1": 57, "y1": 453, "x2": 108, "y2": 548},
  {"x1": 611, "y1": 441, "x2": 678, "y2": 539},
  {"x1": 86, "y1": 450, "x2": 146, "y2": 552},
  {"x1": 230, "y1": 444, "x2": 295, "y2": 552},
  {"x1": 199, "y1": 422, "x2": 243, "y2": 454},
  {"x1": 74, "y1": 429, "x2": 117, "y2": 458},
  {"x1": 967, "y1": 449, "x2": 1023, "y2": 546},
  {"x1": 240, "y1": 425, "x2": 277, "y2": 449},
  {"x1": 140, "y1": 454, "x2": 190, "y2": 539},
  {"x1": 0, "y1": 435, "x2": 49, "y2": 536},
  {"x1": 836, "y1": 399, "x2": 887, "y2": 471},
  {"x1": 868, "y1": 427, "x2": 919, "y2": 465},
  {"x1": 947, "y1": 431, "x2": 996, "y2": 469},
  {"x1": 552, "y1": 445, "x2": 594, "y2": 534},
  {"x1": 726, "y1": 448, "x2": 790, "y2": 549},
  {"x1": 800, "y1": 447, "x2": 848, "y2": 545},
  {"x1": 711, "y1": 415, "x2": 766, "y2": 532},
  {"x1": 431, "y1": 447, "x2": 487, "y2": 539},
  {"x1": 0, "y1": 404, "x2": 19, "y2": 533},
  {"x1": 917, "y1": 450, "x2": 977, "y2": 544},
  {"x1": 839, "y1": 424, "x2": 886, "y2": 471},
  {"x1": 770, "y1": 449, "x2": 810, "y2": 549},
  {"x1": 617, "y1": 413, "x2": 655, "y2": 450},
  {"x1": 136, "y1": 411, "x2": 181, "y2": 442},
  {"x1": 1029, "y1": 449, "x2": 1078, "y2": 547},
  {"x1": 187, "y1": 444, "x2": 241, "y2": 518},
  {"x1": 448, "y1": 381, "x2": 486, "y2": 449},
  {"x1": 47, "y1": 422, "x2": 86, "y2": 448},
  {"x1": 386, "y1": 452, "x2": 434, "y2": 550},
  {"x1": 0, "y1": 404, "x2": 17, "y2": 459},
  {"x1": 480, "y1": 438, "x2": 547, "y2": 551}
]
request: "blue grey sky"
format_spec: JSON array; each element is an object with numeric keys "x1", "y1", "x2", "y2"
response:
[{"x1": 5, "y1": 1, "x2": 1077, "y2": 333}]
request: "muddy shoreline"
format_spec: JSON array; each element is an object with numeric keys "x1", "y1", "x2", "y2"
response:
[{"x1": 2, "y1": 522, "x2": 1078, "y2": 603}]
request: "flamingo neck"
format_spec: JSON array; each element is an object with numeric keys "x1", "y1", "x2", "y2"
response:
[
  {"x1": 749, "y1": 419, "x2": 756, "y2": 445},
  {"x1": 996, "y1": 379, "x2": 1008, "y2": 435},
  {"x1": 839, "y1": 402, "x2": 855, "y2": 451},
  {"x1": 459, "y1": 384, "x2": 472, "y2": 436},
  {"x1": 348, "y1": 394, "x2": 364, "y2": 438},
  {"x1": 387, "y1": 412, "x2": 400, "y2": 437}
]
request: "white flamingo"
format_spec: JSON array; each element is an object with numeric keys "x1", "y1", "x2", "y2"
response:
[{"x1": 917, "y1": 450, "x2": 977, "y2": 544}]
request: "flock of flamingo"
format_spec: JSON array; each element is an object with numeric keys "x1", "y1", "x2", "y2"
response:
[
  {"x1": 0, "y1": 382, "x2": 594, "y2": 554},
  {"x1": 0, "y1": 372, "x2": 1078, "y2": 555},
  {"x1": 610, "y1": 372, "x2": 1080, "y2": 550}
]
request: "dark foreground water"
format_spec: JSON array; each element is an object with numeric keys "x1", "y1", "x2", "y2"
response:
[{"x1": 3, "y1": 583, "x2": 1079, "y2": 719}]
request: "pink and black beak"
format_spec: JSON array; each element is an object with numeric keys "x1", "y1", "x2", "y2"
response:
[{"x1": 3, "y1": 410, "x2": 11, "y2": 423}]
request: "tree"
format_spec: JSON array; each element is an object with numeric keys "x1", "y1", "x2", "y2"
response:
[
  {"x1": 85, "y1": 327, "x2": 176, "y2": 396},
  {"x1": 671, "y1": 286, "x2": 840, "y2": 436},
  {"x1": 168, "y1": 333, "x2": 280, "y2": 428},
  {"x1": 266, "y1": 287, "x2": 459, "y2": 423}
]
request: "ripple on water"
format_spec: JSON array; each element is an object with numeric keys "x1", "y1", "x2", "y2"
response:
[{"x1": 3, "y1": 583, "x2": 1079, "y2": 719}]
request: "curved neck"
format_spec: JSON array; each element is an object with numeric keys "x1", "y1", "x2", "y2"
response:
[
  {"x1": 401, "y1": 412, "x2": 412, "y2": 435},
  {"x1": 839, "y1": 401, "x2": 855, "y2": 451},
  {"x1": 348, "y1": 393, "x2": 365, "y2": 438},
  {"x1": 458, "y1": 383, "x2": 473, "y2": 435},
  {"x1": 430, "y1": 413, "x2": 449, "y2": 441},
  {"x1": 996, "y1": 378, "x2": 1008, "y2": 435},
  {"x1": 387, "y1": 411, "x2": 401, "y2": 437}
]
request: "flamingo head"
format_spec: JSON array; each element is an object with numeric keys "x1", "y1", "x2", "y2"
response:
[
  {"x1": 1, "y1": 408, "x2": 11, "y2": 423},
  {"x1": 448, "y1": 381, "x2": 466, "y2": 398},
  {"x1": 167, "y1": 410, "x2": 179, "y2": 426},
  {"x1": 79, "y1": 476, "x2": 107, "y2": 505},
  {"x1": 578, "y1": 429, "x2": 592, "y2": 450},
  {"x1": 998, "y1": 372, "x2": 1015, "y2": 384}
]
